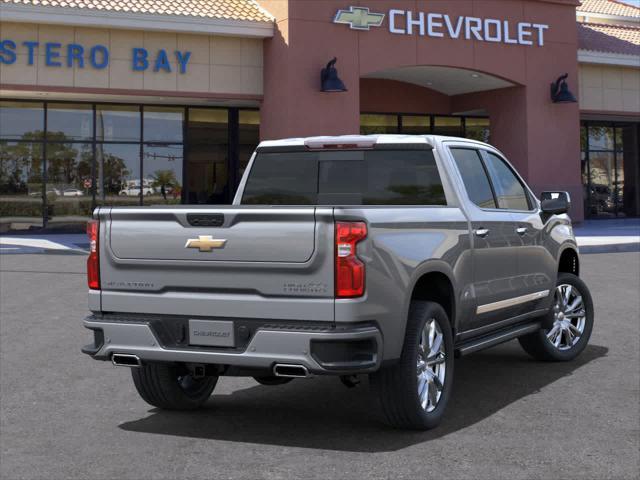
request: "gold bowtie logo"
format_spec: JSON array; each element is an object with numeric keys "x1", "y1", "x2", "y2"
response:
[{"x1": 185, "y1": 236, "x2": 227, "y2": 252}]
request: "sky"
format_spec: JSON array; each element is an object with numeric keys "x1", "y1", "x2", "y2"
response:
[{"x1": 617, "y1": 0, "x2": 640, "y2": 7}]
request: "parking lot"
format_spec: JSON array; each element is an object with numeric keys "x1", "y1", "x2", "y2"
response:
[{"x1": 1, "y1": 252, "x2": 638, "y2": 480}]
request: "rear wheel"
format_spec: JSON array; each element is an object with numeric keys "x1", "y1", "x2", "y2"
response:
[
  {"x1": 519, "y1": 273, "x2": 594, "y2": 362},
  {"x1": 370, "y1": 301, "x2": 454, "y2": 430},
  {"x1": 131, "y1": 363, "x2": 218, "y2": 410}
]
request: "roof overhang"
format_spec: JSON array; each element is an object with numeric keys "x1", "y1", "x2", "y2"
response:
[
  {"x1": 0, "y1": 3, "x2": 275, "y2": 38},
  {"x1": 578, "y1": 49, "x2": 640, "y2": 67},
  {"x1": 576, "y1": 11, "x2": 640, "y2": 27}
]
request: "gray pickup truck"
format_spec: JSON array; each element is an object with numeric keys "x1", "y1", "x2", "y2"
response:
[{"x1": 82, "y1": 135, "x2": 593, "y2": 430}]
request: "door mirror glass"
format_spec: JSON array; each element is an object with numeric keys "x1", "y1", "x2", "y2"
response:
[{"x1": 541, "y1": 191, "x2": 571, "y2": 215}]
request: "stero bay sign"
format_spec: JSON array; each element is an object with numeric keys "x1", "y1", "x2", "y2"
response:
[
  {"x1": 334, "y1": 6, "x2": 550, "y2": 46},
  {"x1": 0, "y1": 40, "x2": 192, "y2": 73}
]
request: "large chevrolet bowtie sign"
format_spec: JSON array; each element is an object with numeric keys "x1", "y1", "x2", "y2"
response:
[{"x1": 334, "y1": 6, "x2": 549, "y2": 46}]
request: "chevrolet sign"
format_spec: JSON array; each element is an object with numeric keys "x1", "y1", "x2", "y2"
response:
[
  {"x1": 334, "y1": 6, "x2": 385, "y2": 31},
  {"x1": 334, "y1": 6, "x2": 549, "y2": 47}
]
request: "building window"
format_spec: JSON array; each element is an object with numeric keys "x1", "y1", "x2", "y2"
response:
[
  {"x1": 433, "y1": 116, "x2": 463, "y2": 137},
  {"x1": 186, "y1": 108, "x2": 229, "y2": 204},
  {"x1": 361, "y1": 114, "x2": 399, "y2": 134},
  {"x1": 360, "y1": 113, "x2": 490, "y2": 142},
  {"x1": 0, "y1": 141, "x2": 44, "y2": 229},
  {"x1": 582, "y1": 121, "x2": 639, "y2": 218},
  {"x1": 0, "y1": 100, "x2": 261, "y2": 232}
]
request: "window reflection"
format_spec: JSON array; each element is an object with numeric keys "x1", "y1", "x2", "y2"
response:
[
  {"x1": 465, "y1": 118, "x2": 491, "y2": 143},
  {"x1": 46, "y1": 143, "x2": 93, "y2": 226},
  {"x1": 0, "y1": 101, "x2": 44, "y2": 140},
  {"x1": 97, "y1": 105, "x2": 140, "y2": 142},
  {"x1": 401, "y1": 115, "x2": 430, "y2": 135},
  {"x1": 47, "y1": 103, "x2": 93, "y2": 141},
  {"x1": 0, "y1": 141, "x2": 44, "y2": 229},
  {"x1": 433, "y1": 116, "x2": 463, "y2": 136},
  {"x1": 96, "y1": 143, "x2": 141, "y2": 206},
  {"x1": 143, "y1": 107, "x2": 183, "y2": 143},
  {"x1": 360, "y1": 114, "x2": 399, "y2": 134},
  {"x1": 143, "y1": 144, "x2": 183, "y2": 204}
]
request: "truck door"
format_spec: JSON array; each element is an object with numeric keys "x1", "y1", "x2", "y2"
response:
[
  {"x1": 479, "y1": 150, "x2": 556, "y2": 304},
  {"x1": 448, "y1": 147, "x2": 524, "y2": 330}
]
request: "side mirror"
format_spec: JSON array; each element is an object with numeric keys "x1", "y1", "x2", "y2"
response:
[{"x1": 540, "y1": 191, "x2": 571, "y2": 215}]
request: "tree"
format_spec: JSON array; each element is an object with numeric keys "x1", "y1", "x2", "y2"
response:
[{"x1": 151, "y1": 169, "x2": 180, "y2": 202}]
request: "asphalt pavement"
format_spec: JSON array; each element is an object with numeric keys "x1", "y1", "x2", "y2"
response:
[{"x1": 0, "y1": 252, "x2": 638, "y2": 480}]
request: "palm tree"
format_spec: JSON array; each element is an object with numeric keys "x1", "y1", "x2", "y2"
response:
[{"x1": 151, "y1": 169, "x2": 179, "y2": 202}]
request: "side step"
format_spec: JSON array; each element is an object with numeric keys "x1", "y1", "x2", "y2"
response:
[{"x1": 455, "y1": 321, "x2": 542, "y2": 357}]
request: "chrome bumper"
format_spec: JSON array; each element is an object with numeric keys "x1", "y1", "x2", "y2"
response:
[{"x1": 82, "y1": 317, "x2": 382, "y2": 375}]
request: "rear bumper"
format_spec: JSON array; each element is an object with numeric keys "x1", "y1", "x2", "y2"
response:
[{"x1": 82, "y1": 315, "x2": 382, "y2": 375}]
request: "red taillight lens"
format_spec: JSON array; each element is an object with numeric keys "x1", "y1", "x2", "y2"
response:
[
  {"x1": 87, "y1": 220, "x2": 100, "y2": 290},
  {"x1": 335, "y1": 222, "x2": 367, "y2": 298}
]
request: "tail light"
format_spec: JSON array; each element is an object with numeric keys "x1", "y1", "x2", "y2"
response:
[
  {"x1": 87, "y1": 219, "x2": 100, "y2": 290},
  {"x1": 335, "y1": 222, "x2": 367, "y2": 298}
]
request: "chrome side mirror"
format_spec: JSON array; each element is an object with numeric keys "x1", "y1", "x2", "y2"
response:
[{"x1": 541, "y1": 191, "x2": 571, "y2": 215}]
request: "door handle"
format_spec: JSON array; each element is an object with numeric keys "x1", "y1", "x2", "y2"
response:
[
  {"x1": 475, "y1": 228, "x2": 490, "y2": 238},
  {"x1": 516, "y1": 227, "x2": 527, "y2": 236}
]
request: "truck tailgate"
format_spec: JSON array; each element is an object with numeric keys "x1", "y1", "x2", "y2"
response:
[{"x1": 98, "y1": 207, "x2": 335, "y2": 321}]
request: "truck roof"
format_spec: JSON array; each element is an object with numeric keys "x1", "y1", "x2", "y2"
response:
[{"x1": 256, "y1": 134, "x2": 489, "y2": 151}]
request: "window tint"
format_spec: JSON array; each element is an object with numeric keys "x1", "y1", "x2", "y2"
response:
[
  {"x1": 482, "y1": 152, "x2": 530, "y2": 210},
  {"x1": 241, "y1": 150, "x2": 446, "y2": 206},
  {"x1": 450, "y1": 148, "x2": 496, "y2": 208}
]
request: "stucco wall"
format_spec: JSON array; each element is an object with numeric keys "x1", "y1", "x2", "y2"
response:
[
  {"x1": 579, "y1": 63, "x2": 640, "y2": 114},
  {"x1": 0, "y1": 22, "x2": 263, "y2": 96}
]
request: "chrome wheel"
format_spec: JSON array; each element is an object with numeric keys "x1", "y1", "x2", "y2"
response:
[
  {"x1": 546, "y1": 284, "x2": 586, "y2": 351},
  {"x1": 417, "y1": 318, "x2": 446, "y2": 412}
]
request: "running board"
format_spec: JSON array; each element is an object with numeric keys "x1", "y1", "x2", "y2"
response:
[{"x1": 455, "y1": 321, "x2": 542, "y2": 357}]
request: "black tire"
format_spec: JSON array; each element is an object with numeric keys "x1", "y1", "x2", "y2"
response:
[
  {"x1": 131, "y1": 363, "x2": 218, "y2": 410},
  {"x1": 519, "y1": 273, "x2": 594, "y2": 362},
  {"x1": 370, "y1": 301, "x2": 454, "y2": 430},
  {"x1": 253, "y1": 376, "x2": 293, "y2": 386}
]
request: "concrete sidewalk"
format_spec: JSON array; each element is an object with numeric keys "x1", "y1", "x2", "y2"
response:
[{"x1": 0, "y1": 219, "x2": 638, "y2": 255}]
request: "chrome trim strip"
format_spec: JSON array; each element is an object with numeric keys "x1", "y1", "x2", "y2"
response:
[{"x1": 476, "y1": 290, "x2": 550, "y2": 315}]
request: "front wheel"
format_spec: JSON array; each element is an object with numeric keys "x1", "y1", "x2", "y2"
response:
[
  {"x1": 519, "y1": 273, "x2": 594, "y2": 362},
  {"x1": 370, "y1": 301, "x2": 454, "y2": 430},
  {"x1": 131, "y1": 363, "x2": 218, "y2": 410}
]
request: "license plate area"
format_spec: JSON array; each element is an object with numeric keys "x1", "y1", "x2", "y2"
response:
[{"x1": 188, "y1": 319, "x2": 235, "y2": 347}]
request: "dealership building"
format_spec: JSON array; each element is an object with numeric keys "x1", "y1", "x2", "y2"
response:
[{"x1": 0, "y1": 0, "x2": 638, "y2": 231}]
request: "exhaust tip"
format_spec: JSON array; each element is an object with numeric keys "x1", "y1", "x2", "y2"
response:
[
  {"x1": 273, "y1": 364, "x2": 309, "y2": 378},
  {"x1": 112, "y1": 353, "x2": 141, "y2": 368}
]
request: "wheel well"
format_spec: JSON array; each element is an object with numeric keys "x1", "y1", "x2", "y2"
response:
[
  {"x1": 559, "y1": 248, "x2": 580, "y2": 276},
  {"x1": 411, "y1": 272, "x2": 455, "y2": 326}
]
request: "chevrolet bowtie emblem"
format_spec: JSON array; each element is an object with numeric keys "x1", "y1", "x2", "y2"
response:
[
  {"x1": 334, "y1": 6, "x2": 385, "y2": 31},
  {"x1": 185, "y1": 236, "x2": 227, "y2": 252}
]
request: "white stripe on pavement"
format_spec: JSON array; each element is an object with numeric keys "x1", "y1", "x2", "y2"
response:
[
  {"x1": 0, "y1": 238, "x2": 70, "y2": 250},
  {"x1": 576, "y1": 236, "x2": 640, "y2": 246}
]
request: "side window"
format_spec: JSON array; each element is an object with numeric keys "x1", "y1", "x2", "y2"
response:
[
  {"x1": 450, "y1": 148, "x2": 497, "y2": 209},
  {"x1": 482, "y1": 152, "x2": 531, "y2": 210}
]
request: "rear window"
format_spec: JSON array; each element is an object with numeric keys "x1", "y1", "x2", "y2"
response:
[{"x1": 241, "y1": 150, "x2": 447, "y2": 206}]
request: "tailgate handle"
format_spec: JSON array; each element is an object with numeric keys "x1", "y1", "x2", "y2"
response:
[{"x1": 187, "y1": 213, "x2": 224, "y2": 227}]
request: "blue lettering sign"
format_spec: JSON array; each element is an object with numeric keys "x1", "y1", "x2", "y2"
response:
[
  {"x1": 132, "y1": 47, "x2": 148, "y2": 71},
  {"x1": 45, "y1": 42, "x2": 62, "y2": 67},
  {"x1": 0, "y1": 39, "x2": 17, "y2": 64},
  {"x1": 175, "y1": 51, "x2": 191, "y2": 74},
  {"x1": 153, "y1": 49, "x2": 171, "y2": 73},
  {"x1": 67, "y1": 43, "x2": 84, "y2": 68},
  {"x1": 1, "y1": 39, "x2": 192, "y2": 74},
  {"x1": 22, "y1": 41, "x2": 38, "y2": 65},
  {"x1": 90, "y1": 45, "x2": 109, "y2": 69}
]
